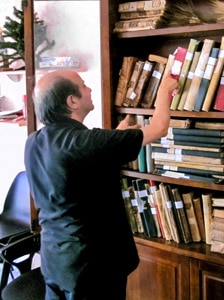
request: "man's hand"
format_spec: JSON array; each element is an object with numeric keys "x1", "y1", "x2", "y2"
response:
[{"x1": 116, "y1": 115, "x2": 141, "y2": 130}]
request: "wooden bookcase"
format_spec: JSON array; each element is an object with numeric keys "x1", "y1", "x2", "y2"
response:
[{"x1": 100, "y1": 1, "x2": 224, "y2": 299}]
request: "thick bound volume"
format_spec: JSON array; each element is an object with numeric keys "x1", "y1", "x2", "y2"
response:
[
  {"x1": 177, "y1": 51, "x2": 201, "y2": 110},
  {"x1": 184, "y1": 38, "x2": 215, "y2": 111},
  {"x1": 171, "y1": 38, "x2": 200, "y2": 110},
  {"x1": 213, "y1": 68, "x2": 224, "y2": 111},
  {"x1": 134, "y1": 179, "x2": 157, "y2": 237},
  {"x1": 128, "y1": 185, "x2": 145, "y2": 233},
  {"x1": 123, "y1": 60, "x2": 145, "y2": 107},
  {"x1": 192, "y1": 196, "x2": 206, "y2": 242},
  {"x1": 159, "y1": 183, "x2": 180, "y2": 243},
  {"x1": 114, "y1": 56, "x2": 138, "y2": 106},
  {"x1": 141, "y1": 54, "x2": 167, "y2": 108},
  {"x1": 202, "y1": 193, "x2": 213, "y2": 245},
  {"x1": 114, "y1": 18, "x2": 158, "y2": 33},
  {"x1": 153, "y1": 189, "x2": 172, "y2": 240},
  {"x1": 169, "y1": 46, "x2": 187, "y2": 109},
  {"x1": 193, "y1": 46, "x2": 220, "y2": 111},
  {"x1": 202, "y1": 36, "x2": 224, "y2": 112},
  {"x1": 129, "y1": 60, "x2": 155, "y2": 107},
  {"x1": 118, "y1": 1, "x2": 166, "y2": 12},
  {"x1": 182, "y1": 191, "x2": 201, "y2": 242},
  {"x1": 121, "y1": 177, "x2": 138, "y2": 234},
  {"x1": 162, "y1": 134, "x2": 224, "y2": 145},
  {"x1": 171, "y1": 187, "x2": 192, "y2": 243},
  {"x1": 167, "y1": 127, "x2": 224, "y2": 138}
]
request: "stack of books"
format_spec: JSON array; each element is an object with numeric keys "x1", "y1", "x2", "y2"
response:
[
  {"x1": 211, "y1": 197, "x2": 224, "y2": 254},
  {"x1": 152, "y1": 126, "x2": 224, "y2": 184},
  {"x1": 113, "y1": 1, "x2": 166, "y2": 33}
]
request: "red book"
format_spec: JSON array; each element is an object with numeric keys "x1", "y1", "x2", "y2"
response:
[
  {"x1": 213, "y1": 68, "x2": 224, "y2": 112},
  {"x1": 171, "y1": 46, "x2": 188, "y2": 80}
]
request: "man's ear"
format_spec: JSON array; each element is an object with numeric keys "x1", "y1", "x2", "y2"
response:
[{"x1": 67, "y1": 95, "x2": 78, "y2": 109}]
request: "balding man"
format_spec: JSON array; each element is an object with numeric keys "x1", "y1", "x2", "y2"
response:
[{"x1": 24, "y1": 70, "x2": 179, "y2": 300}]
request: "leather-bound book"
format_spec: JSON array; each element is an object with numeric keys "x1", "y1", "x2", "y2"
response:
[
  {"x1": 114, "y1": 56, "x2": 138, "y2": 106},
  {"x1": 193, "y1": 46, "x2": 220, "y2": 111},
  {"x1": 182, "y1": 191, "x2": 201, "y2": 242},
  {"x1": 171, "y1": 39, "x2": 200, "y2": 110},
  {"x1": 129, "y1": 60, "x2": 155, "y2": 107},
  {"x1": 123, "y1": 60, "x2": 145, "y2": 107},
  {"x1": 141, "y1": 54, "x2": 167, "y2": 108},
  {"x1": 192, "y1": 196, "x2": 206, "y2": 242}
]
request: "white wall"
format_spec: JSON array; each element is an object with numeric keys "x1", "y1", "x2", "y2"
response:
[{"x1": 0, "y1": 0, "x2": 102, "y2": 212}]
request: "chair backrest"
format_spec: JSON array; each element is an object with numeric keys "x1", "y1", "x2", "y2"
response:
[{"x1": 1, "y1": 171, "x2": 30, "y2": 224}]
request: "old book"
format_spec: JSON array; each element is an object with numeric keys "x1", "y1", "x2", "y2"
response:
[
  {"x1": 152, "y1": 151, "x2": 224, "y2": 165},
  {"x1": 192, "y1": 196, "x2": 206, "y2": 242},
  {"x1": 121, "y1": 177, "x2": 138, "y2": 234},
  {"x1": 211, "y1": 240, "x2": 224, "y2": 254},
  {"x1": 159, "y1": 183, "x2": 180, "y2": 243},
  {"x1": 195, "y1": 121, "x2": 224, "y2": 130},
  {"x1": 144, "y1": 117, "x2": 154, "y2": 173},
  {"x1": 162, "y1": 134, "x2": 224, "y2": 145},
  {"x1": 128, "y1": 184, "x2": 145, "y2": 233},
  {"x1": 155, "y1": 137, "x2": 224, "y2": 150},
  {"x1": 135, "y1": 178, "x2": 157, "y2": 237},
  {"x1": 171, "y1": 38, "x2": 200, "y2": 110},
  {"x1": 156, "y1": 169, "x2": 219, "y2": 184},
  {"x1": 202, "y1": 36, "x2": 224, "y2": 111},
  {"x1": 169, "y1": 118, "x2": 191, "y2": 129},
  {"x1": 114, "y1": 17, "x2": 158, "y2": 33},
  {"x1": 182, "y1": 191, "x2": 201, "y2": 242},
  {"x1": 171, "y1": 187, "x2": 192, "y2": 243},
  {"x1": 177, "y1": 51, "x2": 201, "y2": 110},
  {"x1": 213, "y1": 68, "x2": 224, "y2": 112},
  {"x1": 129, "y1": 60, "x2": 155, "y2": 107},
  {"x1": 202, "y1": 193, "x2": 213, "y2": 245},
  {"x1": 153, "y1": 159, "x2": 224, "y2": 173},
  {"x1": 211, "y1": 216, "x2": 224, "y2": 230},
  {"x1": 193, "y1": 46, "x2": 220, "y2": 111},
  {"x1": 153, "y1": 188, "x2": 172, "y2": 241},
  {"x1": 152, "y1": 141, "x2": 223, "y2": 153},
  {"x1": 123, "y1": 60, "x2": 145, "y2": 107},
  {"x1": 152, "y1": 146, "x2": 224, "y2": 159},
  {"x1": 213, "y1": 208, "x2": 224, "y2": 219},
  {"x1": 170, "y1": 46, "x2": 188, "y2": 109},
  {"x1": 136, "y1": 115, "x2": 146, "y2": 172},
  {"x1": 118, "y1": 1, "x2": 166, "y2": 12},
  {"x1": 141, "y1": 54, "x2": 167, "y2": 108},
  {"x1": 184, "y1": 38, "x2": 215, "y2": 111},
  {"x1": 167, "y1": 127, "x2": 224, "y2": 138},
  {"x1": 114, "y1": 56, "x2": 138, "y2": 106},
  {"x1": 120, "y1": 10, "x2": 164, "y2": 20},
  {"x1": 212, "y1": 197, "x2": 224, "y2": 207},
  {"x1": 211, "y1": 229, "x2": 224, "y2": 243},
  {"x1": 155, "y1": 163, "x2": 224, "y2": 177}
]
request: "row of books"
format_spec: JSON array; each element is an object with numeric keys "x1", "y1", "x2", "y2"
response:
[
  {"x1": 113, "y1": 0, "x2": 166, "y2": 33},
  {"x1": 114, "y1": 36, "x2": 224, "y2": 112},
  {"x1": 121, "y1": 177, "x2": 220, "y2": 245}
]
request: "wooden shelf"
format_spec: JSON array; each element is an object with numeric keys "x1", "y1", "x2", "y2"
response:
[
  {"x1": 116, "y1": 23, "x2": 224, "y2": 39},
  {"x1": 115, "y1": 107, "x2": 224, "y2": 119}
]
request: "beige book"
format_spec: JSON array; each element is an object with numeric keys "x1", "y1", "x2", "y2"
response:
[
  {"x1": 177, "y1": 51, "x2": 201, "y2": 110},
  {"x1": 153, "y1": 189, "x2": 172, "y2": 241},
  {"x1": 211, "y1": 240, "x2": 224, "y2": 254},
  {"x1": 202, "y1": 193, "x2": 213, "y2": 244},
  {"x1": 169, "y1": 118, "x2": 191, "y2": 129},
  {"x1": 118, "y1": 1, "x2": 166, "y2": 13},
  {"x1": 159, "y1": 183, "x2": 180, "y2": 243},
  {"x1": 184, "y1": 39, "x2": 215, "y2": 111},
  {"x1": 211, "y1": 229, "x2": 224, "y2": 242},
  {"x1": 195, "y1": 121, "x2": 224, "y2": 130},
  {"x1": 213, "y1": 208, "x2": 224, "y2": 219},
  {"x1": 202, "y1": 36, "x2": 224, "y2": 111},
  {"x1": 114, "y1": 56, "x2": 138, "y2": 106},
  {"x1": 192, "y1": 196, "x2": 206, "y2": 242},
  {"x1": 182, "y1": 191, "x2": 201, "y2": 242}
]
